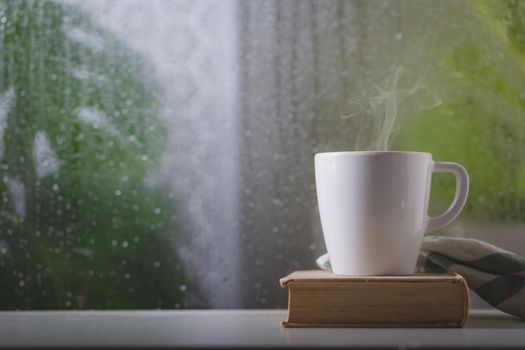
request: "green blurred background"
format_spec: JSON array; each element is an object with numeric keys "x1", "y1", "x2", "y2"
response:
[
  {"x1": 0, "y1": 0, "x2": 185, "y2": 309},
  {"x1": 395, "y1": 0, "x2": 525, "y2": 222}
]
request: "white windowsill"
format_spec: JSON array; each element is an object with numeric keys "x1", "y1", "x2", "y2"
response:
[{"x1": 0, "y1": 309, "x2": 522, "y2": 348}]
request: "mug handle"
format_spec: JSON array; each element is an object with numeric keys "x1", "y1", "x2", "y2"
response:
[{"x1": 426, "y1": 162, "x2": 469, "y2": 233}]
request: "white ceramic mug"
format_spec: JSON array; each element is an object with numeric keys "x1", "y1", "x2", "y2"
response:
[{"x1": 315, "y1": 151, "x2": 469, "y2": 275}]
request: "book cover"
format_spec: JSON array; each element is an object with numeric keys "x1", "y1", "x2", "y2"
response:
[{"x1": 280, "y1": 270, "x2": 469, "y2": 327}]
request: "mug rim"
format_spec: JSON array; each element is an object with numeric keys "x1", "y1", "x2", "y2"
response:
[{"x1": 315, "y1": 151, "x2": 432, "y2": 157}]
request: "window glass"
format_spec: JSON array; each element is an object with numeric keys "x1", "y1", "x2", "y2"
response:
[{"x1": 1, "y1": 0, "x2": 523, "y2": 309}]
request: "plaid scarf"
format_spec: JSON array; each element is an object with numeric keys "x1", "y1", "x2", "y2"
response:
[{"x1": 316, "y1": 236, "x2": 525, "y2": 319}]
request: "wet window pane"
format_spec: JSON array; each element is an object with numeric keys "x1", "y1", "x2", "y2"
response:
[{"x1": 1, "y1": 0, "x2": 524, "y2": 309}]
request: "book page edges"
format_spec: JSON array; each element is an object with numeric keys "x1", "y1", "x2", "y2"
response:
[
  {"x1": 281, "y1": 321, "x2": 465, "y2": 328},
  {"x1": 280, "y1": 270, "x2": 465, "y2": 287}
]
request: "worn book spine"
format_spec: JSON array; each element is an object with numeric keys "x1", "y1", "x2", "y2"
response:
[{"x1": 280, "y1": 272, "x2": 469, "y2": 328}]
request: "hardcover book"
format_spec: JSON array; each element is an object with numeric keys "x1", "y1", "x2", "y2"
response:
[{"x1": 280, "y1": 270, "x2": 469, "y2": 327}]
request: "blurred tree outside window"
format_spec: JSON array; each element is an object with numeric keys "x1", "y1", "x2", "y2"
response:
[{"x1": 0, "y1": 0, "x2": 185, "y2": 309}]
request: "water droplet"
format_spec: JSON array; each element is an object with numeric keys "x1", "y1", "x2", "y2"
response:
[
  {"x1": 122, "y1": 241, "x2": 129, "y2": 248},
  {"x1": 154, "y1": 208, "x2": 161, "y2": 214},
  {"x1": 115, "y1": 189, "x2": 122, "y2": 196},
  {"x1": 179, "y1": 284, "x2": 187, "y2": 292}
]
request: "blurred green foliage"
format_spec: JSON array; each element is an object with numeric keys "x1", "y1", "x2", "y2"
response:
[
  {"x1": 395, "y1": 0, "x2": 525, "y2": 222},
  {"x1": 0, "y1": 1, "x2": 185, "y2": 309}
]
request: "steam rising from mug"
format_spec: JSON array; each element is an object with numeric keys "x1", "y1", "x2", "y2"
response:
[{"x1": 343, "y1": 65, "x2": 443, "y2": 151}]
